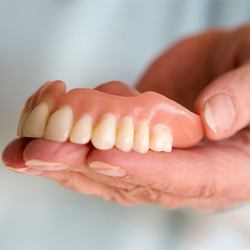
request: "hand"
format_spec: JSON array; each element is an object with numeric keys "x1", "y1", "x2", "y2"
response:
[{"x1": 3, "y1": 25, "x2": 250, "y2": 211}]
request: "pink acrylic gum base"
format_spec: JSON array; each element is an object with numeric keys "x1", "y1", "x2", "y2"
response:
[{"x1": 22, "y1": 81, "x2": 204, "y2": 148}]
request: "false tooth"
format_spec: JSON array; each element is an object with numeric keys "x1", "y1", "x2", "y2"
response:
[
  {"x1": 133, "y1": 121, "x2": 149, "y2": 153},
  {"x1": 17, "y1": 110, "x2": 30, "y2": 137},
  {"x1": 22, "y1": 103, "x2": 49, "y2": 138},
  {"x1": 91, "y1": 113, "x2": 116, "y2": 150},
  {"x1": 70, "y1": 114, "x2": 93, "y2": 144},
  {"x1": 115, "y1": 116, "x2": 134, "y2": 152},
  {"x1": 150, "y1": 124, "x2": 173, "y2": 152},
  {"x1": 44, "y1": 106, "x2": 73, "y2": 142}
]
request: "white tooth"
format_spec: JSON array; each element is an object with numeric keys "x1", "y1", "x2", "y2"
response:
[
  {"x1": 22, "y1": 103, "x2": 49, "y2": 138},
  {"x1": 116, "y1": 116, "x2": 134, "y2": 152},
  {"x1": 17, "y1": 110, "x2": 30, "y2": 137},
  {"x1": 44, "y1": 106, "x2": 73, "y2": 142},
  {"x1": 133, "y1": 121, "x2": 149, "y2": 153},
  {"x1": 150, "y1": 124, "x2": 173, "y2": 152},
  {"x1": 91, "y1": 113, "x2": 116, "y2": 150},
  {"x1": 70, "y1": 114, "x2": 93, "y2": 144}
]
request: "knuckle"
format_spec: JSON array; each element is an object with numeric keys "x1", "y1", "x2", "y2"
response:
[
  {"x1": 127, "y1": 186, "x2": 160, "y2": 201},
  {"x1": 57, "y1": 172, "x2": 81, "y2": 191},
  {"x1": 189, "y1": 179, "x2": 218, "y2": 199},
  {"x1": 109, "y1": 189, "x2": 145, "y2": 206},
  {"x1": 154, "y1": 176, "x2": 171, "y2": 193}
]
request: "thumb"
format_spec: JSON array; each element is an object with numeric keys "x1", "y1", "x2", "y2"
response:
[{"x1": 195, "y1": 63, "x2": 250, "y2": 140}]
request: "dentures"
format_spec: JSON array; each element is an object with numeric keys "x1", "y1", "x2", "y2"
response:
[{"x1": 17, "y1": 81, "x2": 204, "y2": 153}]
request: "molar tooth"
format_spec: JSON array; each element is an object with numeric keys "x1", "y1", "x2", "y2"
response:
[
  {"x1": 44, "y1": 106, "x2": 73, "y2": 142},
  {"x1": 150, "y1": 124, "x2": 173, "y2": 152},
  {"x1": 133, "y1": 121, "x2": 149, "y2": 153},
  {"x1": 70, "y1": 114, "x2": 93, "y2": 144},
  {"x1": 22, "y1": 103, "x2": 49, "y2": 138},
  {"x1": 116, "y1": 116, "x2": 134, "y2": 152},
  {"x1": 17, "y1": 110, "x2": 30, "y2": 137},
  {"x1": 91, "y1": 113, "x2": 116, "y2": 150}
]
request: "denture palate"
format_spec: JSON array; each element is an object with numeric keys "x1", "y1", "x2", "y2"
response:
[{"x1": 17, "y1": 83, "x2": 204, "y2": 153}]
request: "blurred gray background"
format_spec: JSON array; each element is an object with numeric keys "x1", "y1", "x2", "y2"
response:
[{"x1": 1, "y1": 1, "x2": 250, "y2": 250}]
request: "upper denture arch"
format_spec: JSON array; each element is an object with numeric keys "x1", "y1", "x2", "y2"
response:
[{"x1": 18, "y1": 81, "x2": 204, "y2": 153}]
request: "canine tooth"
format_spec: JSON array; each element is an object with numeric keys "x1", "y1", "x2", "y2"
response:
[
  {"x1": 22, "y1": 103, "x2": 49, "y2": 138},
  {"x1": 150, "y1": 124, "x2": 173, "y2": 152},
  {"x1": 133, "y1": 121, "x2": 149, "y2": 153},
  {"x1": 116, "y1": 116, "x2": 134, "y2": 152},
  {"x1": 44, "y1": 106, "x2": 73, "y2": 142},
  {"x1": 17, "y1": 111, "x2": 30, "y2": 137},
  {"x1": 91, "y1": 113, "x2": 116, "y2": 150},
  {"x1": 70, "y1": 114, "x2": 93, "y2": 144}
]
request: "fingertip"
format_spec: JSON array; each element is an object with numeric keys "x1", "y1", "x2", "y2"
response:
[
  {"x1": 196, "y1": 91, "x2": 237, "y2": 140},
  {"x1": 2, "y1": 138, "x2": 31, "y2": 168}
]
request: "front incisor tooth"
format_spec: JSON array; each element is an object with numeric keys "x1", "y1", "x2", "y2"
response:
[
  {"x1": 133, "y1": 121, "x2": 150, "y2": 153},
  {"x1": 91, "y1": 113, "x2": 116, "y2": 150},
  {"x1": 150, "y1": 124, "x2": 173, "y2": 152},
  {"x1": 70, "y1": 114, "x2": 93, "y2": 144},
  {"x1": 17, "y1": 110, "x2": 30, "y2": 137},
  {"x1": 22, "y1": 103, "x2": 49, "y2": 138},
  {"x1": 116, "y1": 116, "x2": 134, "y2": 152},
  {"x1": 44, "y1": 106, "x2": 73, "y2": 142}
]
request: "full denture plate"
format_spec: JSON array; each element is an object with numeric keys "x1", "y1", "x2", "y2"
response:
[
  {"x1": 115, "y1": 116, "x2": 134, "y2": 152},
  {"x1": 22, "y1": 103, "x2": 49, "y2": 138},
  {"x1": 17, "y1": 81, "x2": 205, "y2": 153},
  {"x1": 150, "y1": 124, "x2": 173, "y2": 152},
  {"x1": 44, "y1": 106, "x2": 73, "y2": 142},
  {"x1": 91, "y1": 113, "x2": 117, "y2": 150},
  {"x1": 70, "y1": 114, "x2": 93, "y2": 144},
  {"x1": 133, "y1": 121, "x2": 150, "y2": 153}
]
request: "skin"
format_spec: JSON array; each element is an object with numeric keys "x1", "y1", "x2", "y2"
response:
[{"x1": 2, "y1": 25, "x2": 250, "y2": 211}]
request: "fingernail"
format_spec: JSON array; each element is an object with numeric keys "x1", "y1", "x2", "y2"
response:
[
  {"x1": 5, "y1": 166, "x2": 42, "y2": 175},
  {"x1": 24, "y1": 168, "x2": 43, "y2": 176},
  {"x1": 25, "y1": 160, "x2": 69, "y2": 171},
  {"x1": 5, "y1": 166, "x2": 29, "y2": 174},
  {"x1": 89, "y1": 161, "x2": 127, "y2": 177},
  {"x1": 204, "y1": 93, "x2": 236, "y2": 134}
]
